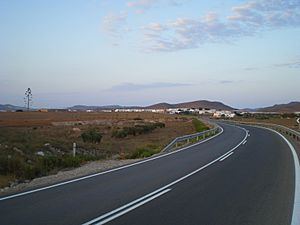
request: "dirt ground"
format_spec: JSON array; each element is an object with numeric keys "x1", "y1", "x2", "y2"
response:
[
  {"x1": 0, "y1": 112, "x2": 200, "y2": 188},
  {"x1": 0, "y1": 112, "x2": 196, "y2": 156},
  {"x1": 0, "y1": 111, "x2": 174, "y2": 127},
  {"x1": 233, "y1": 117, "x2": 300, "y2": 131}
]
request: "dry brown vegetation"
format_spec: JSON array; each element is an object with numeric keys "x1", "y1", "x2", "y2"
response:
[
  {"x1": 233, "y1": 116, "x2": 299, "y2": 130},
  {"x1": 0, "y1": 111, "x2": 196, "y2": 156},
  {"x1": 0, "y1": 111, "x2": 174, "y2": 127},
  {"x1": 0, "y1": 112, "x2": 205, "y2": 188}
]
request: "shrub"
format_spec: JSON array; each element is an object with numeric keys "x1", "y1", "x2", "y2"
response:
[
  {"x1": 112, "y1": 122, "x2": 166, "y2": 138},
  {"x1": 192, "y1": 119, "x2": 209, "y2": 132},
  {"x1": 61, "y1": 156, "x2": 82, "y2": 168},
  {"x1": 255, "y1": 115, "x2": 270, "y2": 120},
  {"x1": 0, "y1": 155, "x2": 26, "y2": 177},
  {"x1": 81, "y1": 129, "x2": 102, "y2": 143},
  {"x1": 112, "y1": 129, "x2": 128, "y2": 138},
  {"x1": 154, "y1": 122, "x2": 165, "y2": 128},
  {"x1": 127, "y1": 146, "x2": 160, "y2": 159}
]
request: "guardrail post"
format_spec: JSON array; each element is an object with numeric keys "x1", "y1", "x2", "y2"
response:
[
  {"x1": 187, "y1": 138, "x2": 190, "y2": 144},
  {"x1": 175, "y1": 142, "x2": 178, "y2": 148},
  {"x1": 73, "y1": 142, "x2": 76, "y2": 157}
]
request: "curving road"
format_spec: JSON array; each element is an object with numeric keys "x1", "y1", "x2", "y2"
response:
[{"x1": 0, "y1": 123, "x2": 297, "y2": 225}]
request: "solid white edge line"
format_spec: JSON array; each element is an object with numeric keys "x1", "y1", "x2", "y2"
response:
[
  {"x1": 219, "y1": 152, "x2": 234, "y2": 162},
  {"x1": 93, "y1": 189, "x2": 171, "y2": 225},
  {"x1": 243, "y1": 140, "x2": 247, "y2": 145},
  {"x1": 251, "y1": 126, "x2": 300, "y2": 225},
  {"x1": 0, "y1": 126, "x2": 224, "y2": 201},
  {"x1": 82, "y1": 125, "x2": 248, "y2": 225}
]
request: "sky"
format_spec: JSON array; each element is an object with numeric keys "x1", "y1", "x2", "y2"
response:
[{"x1": 0, "y1": 0, "x2": 300, "y2": 109}]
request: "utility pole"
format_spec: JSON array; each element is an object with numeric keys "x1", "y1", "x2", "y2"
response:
[{"x1": 24, "y1": 88, "x2": 32, "y2": 111}]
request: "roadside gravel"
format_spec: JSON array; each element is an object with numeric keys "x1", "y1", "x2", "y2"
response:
[{"x1": 0, "y1": 158, "x2": 140, "y2": 196}]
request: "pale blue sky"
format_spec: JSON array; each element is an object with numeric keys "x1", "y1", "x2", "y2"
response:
[{"x1": 1, "y1": 0, "x2": 299, "y2": 108}]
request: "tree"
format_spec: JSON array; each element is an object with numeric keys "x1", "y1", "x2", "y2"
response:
[{"x1": 24, "y1": 88, "x2": 33, "y2": 111}]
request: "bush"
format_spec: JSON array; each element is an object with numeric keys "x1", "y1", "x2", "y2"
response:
[
  {"x1": 127, "y1": 146, "x2": 161, "y2": 159},
  {"x1": 154, "y1": 122, "x2": 165, "y2": 128},
  {"x1": 61, "y1": 156, "x2": 82, "y2": 168},
  {"x1": 0, "y1": 155, "x2": 26, "y2": 177},
  {"x1": 112, "y1": 122, "x2": 166, "y2": 138},
  {"x1": 112, "y1": 129, "x2": 128, "y2": 138},
  {"x1": 255, "y1": 115, "x2": 270, "y2": 120},
  {"x1": 192, "y1": 119, "x2": 209, "y2": 132},
  {"x1": 81, "y1": 129, "x2": 102, "y2": 143}
]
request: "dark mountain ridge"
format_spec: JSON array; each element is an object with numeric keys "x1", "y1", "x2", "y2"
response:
[
  {"x1": 147, "y1": 100, "x2": 235, "y2": 110},
  {"x1": 2, "y1": 101, "x2": 300, "y2": 112},
  {"x1": 256, "y1": 101, "x2": 300, "y2": 112}
]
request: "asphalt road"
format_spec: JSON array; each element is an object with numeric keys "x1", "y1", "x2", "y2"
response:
[{"x1": 0, "y1": 123, "x2": 296, "y2": 225}]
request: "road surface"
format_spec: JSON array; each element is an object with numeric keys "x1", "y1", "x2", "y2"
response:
[{"x1": 0, "y1": 123, "x2": 297, "y2": 225}]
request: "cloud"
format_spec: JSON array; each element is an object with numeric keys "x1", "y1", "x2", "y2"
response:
[
  {"x1": 102, "y1": 12, "x2": 128, "y2": 37},
  {"x1": 144, "y1": 23, "x2": 166, "y2": 32},
  {"x1": 142, "y1": 13, "x2": 241, "y2": 52},
  {"x1": 218, "y1": 80, "x2": 244, "y2": 84},
  {"x1": 127, "y1": 0, "x2": 155, "y2": 9},
  {"x1": 228, "y1": 0, "x2": 300, "y2": 28},
  {"x1": 168, "y1": 0, "x2": 189, "y2": 6},
  {"x1": 219, "y1": 80, "x2": 234, "y2": 84},
  {"x1": 142, "y1": 0, "x2": 300, "y2": 52},
  {"x1": 244, "y1": 67, "x2": 259, "y2": 71},
  {"x1": 274, "y1": 61, "x2": 300, "y2": 68},
  {"x1": 109, "y1": 82, "x2": 191, "y2": 91},
  {"x1": 126, "y1": 0, "x2": 189, "y2": 13}
]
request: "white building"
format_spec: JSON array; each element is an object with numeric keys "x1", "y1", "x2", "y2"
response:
[{"x1": 213, "y1": 111, "x2": 235, "y2": 118}]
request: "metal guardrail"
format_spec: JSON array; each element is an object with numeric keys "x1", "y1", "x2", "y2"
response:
[
  {"x1": 226, "y1": 120, "x2": 300, "y2": 142},
  {"x1": 162, "y1": 123, "x2": 222, "y2": 153}
]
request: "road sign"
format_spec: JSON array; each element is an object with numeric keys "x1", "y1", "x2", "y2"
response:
[{"x1": 297, "y1": 118, "x2": 300, "y2": 124}]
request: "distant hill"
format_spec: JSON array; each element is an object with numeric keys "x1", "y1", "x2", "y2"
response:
[
  {"x1": 147, "y1": 100, "x2": 235, "y2": 110},
  {"x1": 0, "y1": 104, "x2": 26, "y2": 111},
  {"x1": 240, "y1": 108, "x2": 257, "y2": 112},
  {"x1": 146, "y1": 102, "x2": 173, "y2": 109},
  {"x1": 67, "y1": 100, "x2": 235, "y2": 111},
  {"x1": 4, "y1": 101, "x2": 299, "y2": 113},
  {"x1": 257, "y1": 101, "x2": 300, "y2": 112},
  {"x1": 68, "y1": 105, "x2": 122, "y2": 110},
  {"x1": 68, "y1": 105, "x2": 141, "y2": 111}
]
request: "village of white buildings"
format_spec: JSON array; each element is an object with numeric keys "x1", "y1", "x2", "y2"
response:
[{"x1": 81, "y1": 108, "x2": 236, "y2": 119}]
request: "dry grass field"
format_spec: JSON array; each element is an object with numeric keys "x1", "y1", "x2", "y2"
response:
[
  {"x1": 0, "y1": 112, "x2": 207, "y2": 188},
  {"x1": 233, "y1": 117, "x2": 300, "y2": 130},
  {"x1": 0, "y1": 111, "x2": 196, "y2": 157},
  {"x1": 0, "y1": 111, "x2": 174, "y2": 127}
]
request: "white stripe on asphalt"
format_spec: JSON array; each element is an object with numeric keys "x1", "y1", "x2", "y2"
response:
[
  {"x1": 82, "y1": 188, "x2": 171, "y2": 225},
  {"x1": 0, "y1": 126, "x2": 224, "y2": 201},
  {"x1": 219, "y1": 152, "x2": 234, "y2": 162},
  {"x1": 84, "y1": 189, "x2": 171, "y2": 225},
  {"x1": 242, "y1": 140, "x2": 247, "y2": 145},
  {"x1": 82, "y1": 126, "x2": 248, "y2": 225}
]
